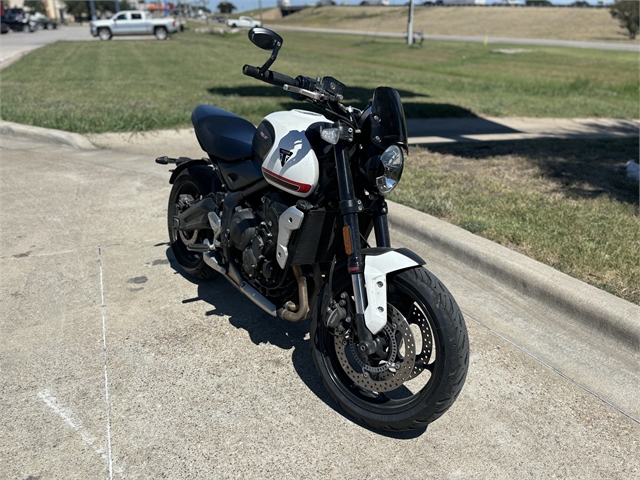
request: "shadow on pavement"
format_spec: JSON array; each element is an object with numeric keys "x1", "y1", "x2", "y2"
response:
[
  {"x1": 165, "y1": 246, "x2": 427, "y2": 438},
  {"x1": 407, "y1": 117, "x2": 519, "y2": 140}
]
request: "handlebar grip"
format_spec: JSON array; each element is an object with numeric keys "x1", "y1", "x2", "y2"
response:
[{"x1": 242, "y1": 64, "x2": 297, "y2": 88}]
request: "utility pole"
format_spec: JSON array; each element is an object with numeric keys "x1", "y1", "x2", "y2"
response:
[
  {"x1": 89, "y1": 0, "x2": 97, "y2": 21},
  {"x1": 259, "y1": 0, "x2": 263, "y2": 25},
  {"x1": 407, "y1": 0, "x2": 414, "y2": 46}
]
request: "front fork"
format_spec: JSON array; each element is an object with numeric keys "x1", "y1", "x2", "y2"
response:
[{"x1": 334, "y1": 143, "x2": 389, "y2": 354}]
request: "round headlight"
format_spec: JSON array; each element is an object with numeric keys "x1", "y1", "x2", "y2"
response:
[{"x1": 376, "y1": 145, "x2": 404, "y2": 195}]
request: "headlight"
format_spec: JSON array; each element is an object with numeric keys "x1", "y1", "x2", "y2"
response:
[{"x1": 376, "y1": 145, "x2": 404, "y2": 195}]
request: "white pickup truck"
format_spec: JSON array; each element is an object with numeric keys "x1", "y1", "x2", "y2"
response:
[
  {"x1": 226, "y1": 16, "x2": 261, "y2": 29},
  {"x1": 90, "y1": 10, "x2": 177, "y2": 41}
]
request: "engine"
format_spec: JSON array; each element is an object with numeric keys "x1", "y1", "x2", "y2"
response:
[{"x1": 227, "y1": 192, "x2": 289, "y2": 289}]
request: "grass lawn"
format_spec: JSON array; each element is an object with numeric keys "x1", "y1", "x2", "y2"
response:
[
  {"x1": 0, "y1": 29, "x2": 637, "y2": 134},
  {"x1": 392, "y1": 138, "x2": 639, "y2": 304}
]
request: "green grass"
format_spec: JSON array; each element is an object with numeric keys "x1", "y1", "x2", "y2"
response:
[
  {"x1": 391, "y1": 138, "x2": 640, "y2": 303},
  {"x1": 0, "y1": 30, "x2": 637, "y2": 133}
]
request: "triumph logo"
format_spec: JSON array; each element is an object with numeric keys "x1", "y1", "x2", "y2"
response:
[{"x1": 279, "y1": 148, "x2": 293, "y2": 167}]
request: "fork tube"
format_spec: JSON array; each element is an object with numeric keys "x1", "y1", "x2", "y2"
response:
[
  {"x1": 373, "y1": 202, "x2": 391, "y2": 248},
  {"x1": 334, "y1": 143, "x2": 367, "y2": 306}
]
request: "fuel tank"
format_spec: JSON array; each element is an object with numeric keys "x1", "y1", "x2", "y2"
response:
[{"x1": 253, "y1": 110, "x2": 331, "y2": 198}]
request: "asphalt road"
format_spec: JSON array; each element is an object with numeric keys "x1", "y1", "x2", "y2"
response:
[
  {"x1": 1, "y1": 131, "x2": 638, "y2": 479},
  {"x1": 268, "y1": 25, "x2": 640, "y2": 52},
  {"x1": 0, "y1": 25, "x2": 154, "y2": 67}
]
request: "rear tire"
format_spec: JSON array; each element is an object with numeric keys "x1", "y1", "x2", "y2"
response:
[
  {"x1": 167, "y1": 169, "x2": 217, "y2": 280},
  {"x1": 155, "y1": 26, "x2": 168, "y2": 40},
  {"x1": 311, "y1": 266, "x2": 469, "y2": 432}
]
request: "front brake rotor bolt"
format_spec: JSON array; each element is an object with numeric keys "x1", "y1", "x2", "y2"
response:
[{"x1": 363, "y1": 372, "x2": 369, "y2": 378}]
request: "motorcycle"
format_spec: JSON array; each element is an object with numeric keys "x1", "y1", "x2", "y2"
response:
[{"x1": 156, "y1": 28, "x2": 469, "y2": 431}]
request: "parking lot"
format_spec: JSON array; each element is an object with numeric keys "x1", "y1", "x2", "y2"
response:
[{"x1": 1, "y1": 129, "x2": 638, "y2": 478}]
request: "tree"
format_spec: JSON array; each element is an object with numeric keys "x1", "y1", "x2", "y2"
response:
[
  {"x1": 217, "y1": 2, "x2": 236, "y2": 14},
  {"x1": 24, "y1": 1, "x2": 47, "y2": 14},
  {"x1": 63, "y1": 1, "x2": 130, "y2": 20},
  {"x1": 609, "y1": 0, "x2": 639, "y2": 40}
]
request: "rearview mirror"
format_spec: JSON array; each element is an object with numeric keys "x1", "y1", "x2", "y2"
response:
[
  {"x1": 248, "y1": 27, "x2": 283, "y2": 51},
  {"x1": 248, "y1": 27, "x2": 283, "y2": 74}
]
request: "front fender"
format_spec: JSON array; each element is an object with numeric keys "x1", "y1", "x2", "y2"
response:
[{"x1": 363, "y1": 247, "x2": 425, "y2": 334}]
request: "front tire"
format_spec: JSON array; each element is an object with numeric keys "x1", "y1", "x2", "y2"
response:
[
  {"x1": 311, "y1": 266, "x2": 469, "y2": 432},
  {"x1": 167, "y1": 169, "x2": 217, "y2": 280},
  {"x1": 98, "y1": 28, "x2": 111, "y2": 41}
]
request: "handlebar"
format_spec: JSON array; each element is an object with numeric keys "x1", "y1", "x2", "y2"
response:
[{"x1": 242, "y1": 64, "x2": 297, "y2": 88}]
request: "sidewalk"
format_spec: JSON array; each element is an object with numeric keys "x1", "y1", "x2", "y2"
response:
[
  {"x1": 3, "y1": 115, "x2": 635, "y2": 152},
  {"x1": 407, "y1": 117, "x2": 640, "y2": 145}
]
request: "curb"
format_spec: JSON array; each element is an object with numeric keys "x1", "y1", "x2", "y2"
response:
[
  {"x1": 0, "y1": 121, "x2": 96, "y2": 150},
  {"x1": 387, "y1": 200, "x2": 640, "y2": 352}
]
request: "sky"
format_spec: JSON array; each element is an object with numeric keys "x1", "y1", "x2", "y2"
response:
[{"x1": 205, "y1": 0, "x2": 612, "y2": 15}]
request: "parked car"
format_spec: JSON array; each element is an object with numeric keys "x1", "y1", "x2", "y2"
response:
[
  {"x1": 32, "y1": 12, "x2": 57, "y2": 30},
  {"x1": 226, "y1": 16, "x2": 261, "y2": 29},
  {"x1": 90, "y1": 10, "x2": 178, "y2": 40},
  {"x1": 2, "y1": 7, "x2": 33, "y2": 32}
]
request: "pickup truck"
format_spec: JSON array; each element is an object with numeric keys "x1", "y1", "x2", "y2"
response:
[
  {"x1": 226, "y1": 16, "x2": 261, "y2": 29},
  {"x1": 90, "y1": 10, "x2": 177, "y2": 41}
]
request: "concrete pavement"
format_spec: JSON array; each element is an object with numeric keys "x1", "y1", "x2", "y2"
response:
[
  {"x1": 406, "y1": 117, "x2": 640, "y2": 145},
  {"x1": 1, "y1": 124, "x2": 639, "y2": 478}
]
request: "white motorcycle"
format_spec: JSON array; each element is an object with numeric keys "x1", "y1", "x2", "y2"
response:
[{"x1": 156, "y1": 28, "x2": 469, "y2": 431}]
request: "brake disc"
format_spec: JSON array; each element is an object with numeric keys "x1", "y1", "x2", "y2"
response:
[
  {"x1": 333, "y1": 305, "x2": 416, "y2": 393},
  {"x1": 406, "y1": 304, "x2": 434, "y2": 380}
]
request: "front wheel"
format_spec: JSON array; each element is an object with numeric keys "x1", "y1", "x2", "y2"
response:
[
  {"x1": 311, "y1": 266, "x2": 469, "y2": 432},
  {"x1": 98, "y1": 28, "x2": 111, "y2": 41}
]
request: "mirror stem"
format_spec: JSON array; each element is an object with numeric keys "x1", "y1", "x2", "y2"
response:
[{"x1": 259, "y1": 42, "x2": 281, "y2": 74}]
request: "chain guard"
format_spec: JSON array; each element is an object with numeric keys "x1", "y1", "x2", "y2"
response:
[{"x1": 333, "y1": 305, "x2": 416, "y2": 393}]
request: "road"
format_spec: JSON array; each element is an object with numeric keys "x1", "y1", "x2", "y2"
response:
[
  {"x1": 268, "y1": 24, "x2": 640, "y2": 52},
  {"x1": 1, "y1": 130, "x2": 638, "y2": 478},
  {"x1": 0, "y1": 25, "x2": 154, "y2": 68}
]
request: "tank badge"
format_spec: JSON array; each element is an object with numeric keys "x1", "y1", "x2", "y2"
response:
[{"x1": 279, "y1": 148, "x2": 293, "y2": 167}]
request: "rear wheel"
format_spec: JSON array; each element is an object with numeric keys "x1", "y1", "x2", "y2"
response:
[
  {"x1": 155, "y1": 26, "x2": 168, "y2": 40},
  {"x1": 311, "y1": 266, "x2": 469, "y2": 432},
  {"x1": 167, "y1": 169, "x2": 217, "y2": 280}
]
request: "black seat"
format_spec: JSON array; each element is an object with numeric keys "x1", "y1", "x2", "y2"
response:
[{"x1": 191, "y1": 105, "x2": 256, "y2": 162}]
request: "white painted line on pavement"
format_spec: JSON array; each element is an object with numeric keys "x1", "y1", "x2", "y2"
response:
[
  {"x1": 98, "y1": 245, "x2": 115, "y2": 480},
  {"x1": 37, "y1": 390, "x2": 123, "y2": 475}
]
